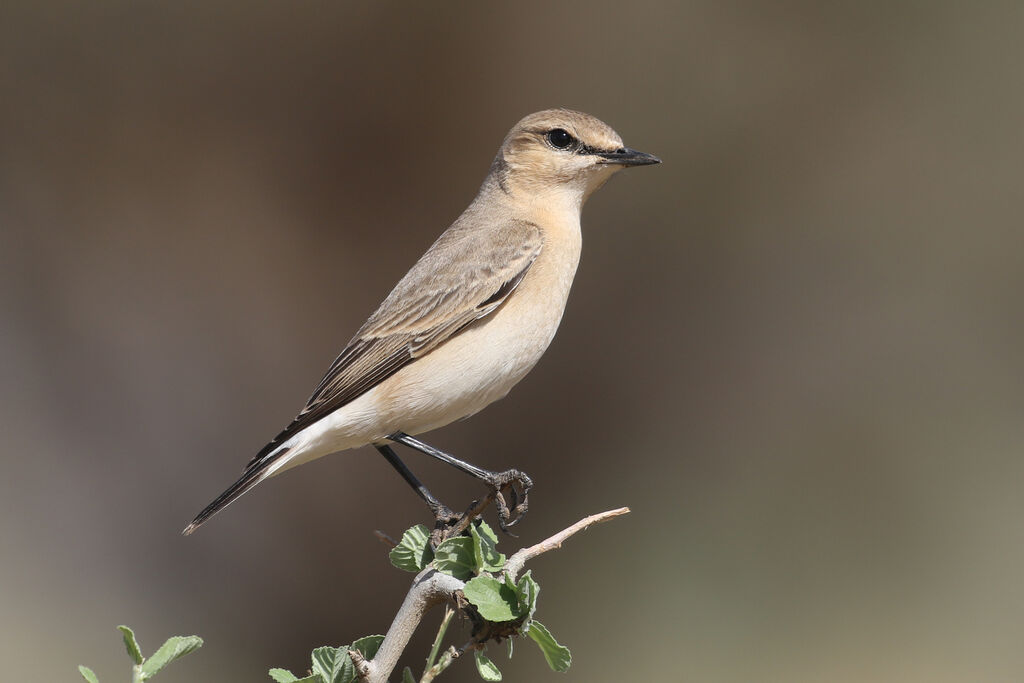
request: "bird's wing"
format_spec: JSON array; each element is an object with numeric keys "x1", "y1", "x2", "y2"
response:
[{"x1": 246, "y1": 218, "x2": 543, "y2": 470}]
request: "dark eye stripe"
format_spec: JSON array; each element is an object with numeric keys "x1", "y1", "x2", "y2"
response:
[{"x1": 539, "y1": 128, "x2": 620, "y2": 157}]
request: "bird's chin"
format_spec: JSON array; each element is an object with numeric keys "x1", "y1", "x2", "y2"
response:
[{"x1": 583, "y1": 165, "x2": 619, "y2": 196}]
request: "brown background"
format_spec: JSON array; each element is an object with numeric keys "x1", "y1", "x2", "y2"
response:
[{"x1": 3, "y1": 2, "x2": 1023, "y2": 681}]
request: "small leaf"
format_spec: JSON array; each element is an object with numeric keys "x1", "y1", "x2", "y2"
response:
[
  {"x1": 271, "y1": 672, "x2": 320, "y2": 683},
  {"x1": 470, "y1": 521, "x2": 505, "y2": 572},
  {"x1": 117, "y1": 625, "x2": 143, "y2": 665},
  {"x1": 526, "y1": 621, "x2": 571, "y2": 672},
  {"x1": 401, "y1": 666, "x2": 416, "y2": 683},
  {"x1": 433, "y1": 536, "x2": 476, "y2": 580},
  {"x1": 78, "y1": 665, "x2": 100, "y2": 683},
  {"x1": 474, "y1": 649, "x2": 503, "y2": 681},
  {"x1": 463, "y1": 576, "x2": 520, "y2": 622},
  {"x1": 312, "y1": 646, "x2": 352, "y2": 683},
  {"x1": 350, "y1": 634, "x2": 384, "y2": 662},
  {"x1": 516, "y1": 571, "x2": 540, "y2": 625},
  {"x1": 474, "y1": 519, "x2": 499, "y2": 546},
  {"x1": 139, "y1": 635, "x2": 203, "y2": 679},
  {"x1": 390, "y1": 525, "x2": 433, "y2": 572}
]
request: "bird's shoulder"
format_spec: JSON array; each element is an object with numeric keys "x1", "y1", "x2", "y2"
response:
[{"x1": 355, "y1": 212, "x2": 544, "y2": 340}]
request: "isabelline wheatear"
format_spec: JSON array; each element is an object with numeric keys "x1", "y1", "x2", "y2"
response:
[{"x1": 184, "y1": 109, "x2": 659, "y2": 535}]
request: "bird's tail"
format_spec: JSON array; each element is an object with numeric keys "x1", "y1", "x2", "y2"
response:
[{"x1": 182, "y1": 446, "x2": 292, "y2": 535}]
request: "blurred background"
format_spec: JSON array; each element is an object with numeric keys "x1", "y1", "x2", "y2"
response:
[{"x1": 2, "y1": 1, "x2": 1023, "y2": 681}]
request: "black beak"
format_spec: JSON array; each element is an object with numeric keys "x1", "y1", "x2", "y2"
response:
[{"x1": 596, "y1": 147, "x2": 662, "y2": 167}]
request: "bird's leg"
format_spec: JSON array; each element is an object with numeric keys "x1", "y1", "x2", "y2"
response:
[
  {"x1": 374, "y1": 445, "x2": 460, "y2": 535},
  {"x1": 387, "y1": 432, "x2": 533, "y2": 532}
]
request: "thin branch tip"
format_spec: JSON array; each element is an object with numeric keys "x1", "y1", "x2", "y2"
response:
[{"x1": 504, "y1": 506, "x2": 631, "y2": 579}]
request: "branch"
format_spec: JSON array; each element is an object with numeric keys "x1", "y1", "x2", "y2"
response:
[
  {"x1": 359, "y1": 507, "x2": 630, "y2": 683},
  {"x1": 504, "y1": 506, "x2": 630, "y2": 581},
  {"x1": 361, "y1": 570, "x2": 463, "y2": 683}
]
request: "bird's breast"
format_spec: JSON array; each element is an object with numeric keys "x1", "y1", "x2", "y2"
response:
[{"x1": 369, "y1": 218, "x2": 583, "y2": 435}]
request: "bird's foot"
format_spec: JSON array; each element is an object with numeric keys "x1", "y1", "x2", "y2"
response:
[
  {"x1": 424, "y1": 469, "x2": 533, "y2": 544},
  {"x1": 486, "y1": 468, "x2": 533, "y2": 533},
  {"x1": 428, "y1": 502, "x2": 463, "y2": 546}
]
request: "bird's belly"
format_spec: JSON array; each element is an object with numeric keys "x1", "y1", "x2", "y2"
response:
[{"x1": 288, "y1": 327, "x2": 543, "y2": 469}]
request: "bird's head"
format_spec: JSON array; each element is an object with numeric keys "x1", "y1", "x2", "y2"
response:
[{"x1": 492, "y1": 109, "x2": 660, "y2": 207}]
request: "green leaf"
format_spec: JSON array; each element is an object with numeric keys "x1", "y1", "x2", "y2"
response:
[
  {"x1": 516, "y1": 571, "x2": 539, "y2": 625},
  {"x1": 474, "y1": 519, "x2": 499, "y2": 546},
  {"x1": 311, "y1": 646, "x2": 353, "y2": 683},
  {"x1": 117, "y1": 625, "x2": 143, "y2": 665},
  {"x1": 433, "y1": 536, "x2": 476, "y2": 580},
  {"x1": 269, "y1": 668, "x2": 321, "y2": 683},
  {"x1": 470, "y1": 521, "x2": 505, "y2": 572},
  {"x1": 390, "y1": 524, "x2": 433, "y2": 572},
  {"x1": 350, "y1": 634, "x2": 384, "y2": 660},
  {"x1": 473, "y1": 649, "x2": 503, "y2": 681},
  {"x1": 139, "y1": 635, "x2": 203, "y2": 679},
  {"x1": 463, "y1": 576, "x2": 521, "y2": 622},
  {"x1": 401, "y1": 666, "x2": 416, "y2": 683},
  {"x1": 78, "y1": 665, "x2": 100, "y2": 683},
  {"x1": 526, "y1": 621, "x2": 571, "y2": 672}
]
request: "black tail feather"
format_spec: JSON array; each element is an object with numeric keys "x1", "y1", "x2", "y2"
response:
[{"x1": 182, "y1": 447, "x2": 291, "y2": 535}]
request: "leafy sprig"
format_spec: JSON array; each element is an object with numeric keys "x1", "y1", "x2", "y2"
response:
[
  {"x1": 372, "y1": 519, "x2": 569, "y2": 680},
  {"x1": 79, "y1": 625, "x2": 203, "y2": 682}
]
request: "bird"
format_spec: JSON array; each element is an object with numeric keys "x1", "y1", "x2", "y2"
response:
[{"x1": 183, "y1": 109, "x2": 660, "y2": 535}]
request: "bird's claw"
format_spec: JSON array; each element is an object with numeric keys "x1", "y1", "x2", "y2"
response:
[
  {"x1": 426, "y1": 468, "x2": 533, "y2": 545},
  {"x1": 488, "y1": 468, "x2": 533, "y2": 534}
]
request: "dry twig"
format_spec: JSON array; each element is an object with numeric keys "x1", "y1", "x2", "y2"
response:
[{"x1": 504, "y1": 507, "x2": 630, "y2": 580}]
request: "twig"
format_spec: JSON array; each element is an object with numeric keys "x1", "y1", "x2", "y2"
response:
[
  {"x1": 504, "y1": 507, "x2": 630, "y2": 580},
  {"x1": 420, "y1": 645, "x2": 459, "y2": 682},
  {"x1": 439, "y1": 491, "x2": 498, "y2": 543},
  {"x1": 374, "y1": 530, "x2": 400, "y2": 549},
  {"x1": 422, "y1": 606, "x2": 454, "y2": 676}
]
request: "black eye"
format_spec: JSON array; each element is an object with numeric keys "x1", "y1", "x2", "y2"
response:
[{"x1": 546, "y1": 128, "x2": 576, "y2": 150}]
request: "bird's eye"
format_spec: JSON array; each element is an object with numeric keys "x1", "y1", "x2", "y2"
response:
[{"x1": 546, "y1": 128, "x2": 576, "y2": 150}]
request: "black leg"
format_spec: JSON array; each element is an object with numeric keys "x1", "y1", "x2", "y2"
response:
[
  {"x1": 375, "y1": 444, "x2": 456, "y2": 524},
  {"x1": 387, "y1": 432, "x2": 534, "y2": 531},
  {"x1": 388, "y1": 433, "x2": 494, "y2": 480}
]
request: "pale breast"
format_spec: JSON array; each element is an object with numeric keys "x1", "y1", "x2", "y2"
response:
[{"x1": 367, "y1": 218, "x2": 583, "y2": 436}]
